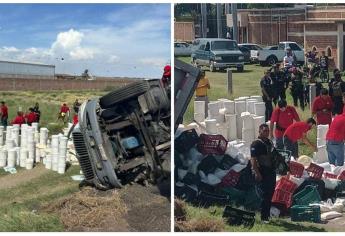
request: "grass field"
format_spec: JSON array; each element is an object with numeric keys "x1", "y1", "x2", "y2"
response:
[
  {"x1": 0, "y1": 89, "x2": 111, "y2": 231},
  {"x1": 175, "y1": 56, "x2": 329, "y2": 232},
  {"x1": 0, "y1": 90, "x2": 108, "y2": 134}
]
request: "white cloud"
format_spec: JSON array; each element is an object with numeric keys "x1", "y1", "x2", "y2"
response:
[
  {"x1": 52, "y1": 29, "x2": 83, "y2": 50},
  {"x1": 139, "y1": 57, "x2": 168, "y2": 68},
  {"x1": 108, "y1": 55, "x2": 120, "y2": 63},
  {"x1": 69, "y1": 47, "x2": 94, "y2": 60},
  {"x1": 2, "y1": 46, "x2": 19, "y2": 52}
]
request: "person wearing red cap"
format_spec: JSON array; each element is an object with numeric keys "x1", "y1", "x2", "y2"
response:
[
  {"x1": 326, "y1": 108, "x2": 345, "y2": 166},
  {"x1": 270, "y1": 99, "x2": 300, "y2": 150},
  {"x1": 312, "y1": 88, "x2": 333, "y2": 125},
  {"x1": 12, "y1": 111, "x2": 26, "y2": 126},
  {"x1": 162, "y1": 64, "x2": 171, "y2": 88},
  {"x1": 283, "y1": 118, "x2": 317, "y2": 159}
]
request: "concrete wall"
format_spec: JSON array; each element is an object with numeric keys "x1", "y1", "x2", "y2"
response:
[{"x1": 0, "y1": 78, "x2": 131, "y2": 91}]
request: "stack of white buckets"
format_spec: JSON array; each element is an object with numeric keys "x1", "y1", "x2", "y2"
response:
[
  {"x1": 193, "y1": 95, "x2": 266, "y2": 147},
  {"x1": 0, "y1": 123, "x2": 69, "y2": 174}
]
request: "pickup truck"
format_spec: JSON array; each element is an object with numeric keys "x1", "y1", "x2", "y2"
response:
[
  {"x1": 71, "y1": 79, "x2": 171, "y2": 190},
  {"x1": 258, "y1": 41, "x2": 305, "y2": 66}
]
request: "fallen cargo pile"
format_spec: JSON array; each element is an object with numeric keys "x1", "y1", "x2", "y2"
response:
[
  {"x1": 0, "y1": 123, "x2": 78, "y2": 175},
  {"x1": 175, "y1": 96, "x2": 345, "y2": 227}
]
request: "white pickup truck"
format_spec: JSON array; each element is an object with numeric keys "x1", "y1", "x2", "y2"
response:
[{"x1": 258, "y1": 41, "x2": 305, "y2": 66}]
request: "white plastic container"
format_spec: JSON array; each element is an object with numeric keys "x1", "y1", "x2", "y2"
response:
[
  {"x1": 26, "y1": 158, "x2": 34, "y2": 170},
  {"x1": 194, "y1": 113, "x2": 205, "y2": 123},
  {"x1": 225, "y1": 114, "x2": 237, "y2": 140},
  {"x1": 57, "y1": 162, "x2": 66, "y2": 174},
  {"x1": 205, "y1": 119, "x2": 217, "y2": 134},
  {"x1": 7, "y1": 149, "x2": 16, "y2": 168},
  {"x1": 20, "y1": 148, "x2": 28, "y2": 168},
  {"x1": 12, "y1": 127, "x2": 20, "y2": 146},
  {"x1": 6, "y1": 139, "x2": 15, "y2": 149},
  {"x1": 254, "y1": 102, "x2": 266, "y2": 116},
  {"x1": 223, "y1": 101, "x2": 235, "y2": 114},
  {"x1": 39, "y1": 128, "x2": 49, "y2": 147},
  {"x1": 0, "y1": 149, "x2": 7, "y2": 167},
  {"x1": 0, "y1": 126, "x2": 4, "y2": 146},
  {"x1": 246, "y1": 99, "x2": 258, "y2": 114},
  {"x1": 194, "y1": 101, "x2": 206, "y2": 114}
]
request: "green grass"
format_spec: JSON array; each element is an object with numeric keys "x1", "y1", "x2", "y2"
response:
[
  {"x1": 178, "y1": 56, "x2": 316, "y2": 157},
  {"x1": 0, "y1": 90, "x2": 107, "y2": 134},
  {"x1": 182, "y1": 202, "x2": 326, "y2": 232},
  {"x1": 0, "y1": 165, "x2": 81, "y2": 232}
]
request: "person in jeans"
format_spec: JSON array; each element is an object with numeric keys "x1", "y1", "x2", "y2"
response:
[
  {"x1": 250, "y1": 124, "x2": 276, "y2": 222},
  {"x1": 195, "y1": 70, "x2": 211, "y2": 117},
  {"x1": 260, "y1": 70, "x2": 274, "y2": 122},
  {"x1": 326, "y1": 109, "x2": 345, "y2": 166},
  {"x1": 283, "y1": 118, "x2": 317, "y2": 159},
  {"x1": 270, "y1": 100, "x2": 300, "y2": 150}
]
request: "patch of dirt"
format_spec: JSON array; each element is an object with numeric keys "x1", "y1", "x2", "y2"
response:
[
  {"x1": 175, "y1": 218, "x2": 226, "y2": 232},
  {"x1": 0, "y1": 165, "x2": 49, "y2": 190}
]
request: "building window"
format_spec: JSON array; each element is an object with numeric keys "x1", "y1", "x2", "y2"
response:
[{"x1": 326, "y1": 46, "x2": 332, "y2": 57}]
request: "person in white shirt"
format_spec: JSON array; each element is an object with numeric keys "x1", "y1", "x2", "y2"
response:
[{"x1": 283, "y1": 47, "x2": 295, "y2": 69}]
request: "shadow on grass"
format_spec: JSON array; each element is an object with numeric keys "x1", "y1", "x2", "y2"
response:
[{"x1": 270, "y1": 219, "x2": 326, "y2": 232}]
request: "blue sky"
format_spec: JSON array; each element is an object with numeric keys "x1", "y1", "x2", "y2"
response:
[{"x1": 0, "y1": 4, "x2": 171, "y2": 78}]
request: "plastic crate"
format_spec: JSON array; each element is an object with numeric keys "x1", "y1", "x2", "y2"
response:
[
  {"x1": 223, "y1": 206, "x2": 255, "y2": 228},
  {"x1": 289, "y1": 161, "x2": 305, "y2": 178},
  {"x1": 324, "y1": 172, "x2": 338, "y2": 179},
  {"x1": 272, "y1": 189, "x2": 294, "y2": 208},
  {"x1": 175, "y1": 129, "x2": 199, "y2": 153},
  {"x1": 219, "y1": 170, "x2": 241, "y2": 187},
  {"x1": 276, "y1": 177, "x2": 298, "y2": 193},
  {"x1": 197, "y1": 134, "x2": 228, "y2": 155},
  {"x1": 276, "y1": 149, "x2": 292, "y2": 163},
  {"x1": 338, "y1": 170, "x2": 345, "y2": 181},
  {"x1": 306, "y1": 163, "x2": 324, "y2": 179},
  {"x1": 291, "y1": 205, "x2": 321, "y2": 223},
  {"x1": 293, "y1": 185, "x2": 321, "y2": 206}
]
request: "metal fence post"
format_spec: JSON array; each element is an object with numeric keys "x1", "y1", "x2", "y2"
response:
[
  {"x1": 227, "y1": 69, "x2": 233, "y2": 96},
  {"x1": 309, "y1": 83, "x2": 316, "y2": 111}
]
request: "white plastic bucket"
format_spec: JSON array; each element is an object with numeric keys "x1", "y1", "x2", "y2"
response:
[
  {"x1": 12, "y1": 128, "x2": 20, "y2": 146},
  {"x1": 225, "y1": 114, "x2": 237, "y2": 140},
  {"x1": 194, "y1": 101, "x2": 206, "y2": 114},
  {"x1": 254, "y1": 102, "x2": 266, "y2": 116},
  {"x1": 205, "y1": 119, "x2": 217, "y2": 134},
  {"x1": 7, "y1": 149, "x2": 16, "y2": 168},
  {"x1": 57, "y1": 162, "x2": 66, "y2": 174},
  {"x1": 0, "y1": 149, "x2": 7, "y2": 167},
  {"x1": 6, "y1": 139, "x2": 14, "y2": 149},
  {"x1": 20, "y1": 148, "x2": 28, "y2": 167},
  {"x1": 39, "y1": 128, "x2": 49, "y2": 147},
  {"x1": 223, "y1": 101, "x2": 235, "y2": 114},
  {"x1": 194, "y1": 113, "x2": 205, "y2": 123},
  {"x1": 26, "y1": 158, "x2": 34, "y2": 170}
]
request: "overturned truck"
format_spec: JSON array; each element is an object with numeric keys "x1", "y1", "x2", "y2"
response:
[{"x1": 71, "y1": 79, "x2": 171, "y2": 190}]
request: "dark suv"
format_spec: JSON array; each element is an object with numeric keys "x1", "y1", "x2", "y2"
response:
[{"x1": 72, "y1": 79, "x2": 171, "y2": 190}]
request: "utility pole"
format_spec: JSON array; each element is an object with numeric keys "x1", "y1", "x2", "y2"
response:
[
  {"x1": 216, "y1": 4, "x2": 223, "y2": 38},
  {"x1": 201, "y1": 3, "x2": 207, "y2": 38},
  {"x1": 231, "y1": 3, "x2": 238, "y2": 42}
]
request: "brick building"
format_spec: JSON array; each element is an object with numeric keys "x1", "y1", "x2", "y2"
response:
[{"x1": 230, "y1": 6, "x2": 345, "y2": 70}]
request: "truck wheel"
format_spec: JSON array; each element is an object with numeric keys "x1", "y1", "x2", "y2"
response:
[
  {"x1": 266, "y1": 56, "x2": 277, "y2": 66},
  {"x1": 237, "y1": 66, "x2": 244, "y2": 72},
  {"x1": 209, "y1": 61, "x2": 215, "y2": 72},
  {"x1": 99, "y1": 81, "x2": 149, "y2": 109}
]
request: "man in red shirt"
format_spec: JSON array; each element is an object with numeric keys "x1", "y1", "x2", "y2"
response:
[
  {"x1": 25, "y1": 108, "x2": 37, "y2": 126},
  {"x1": 12, "y1": 111, "x2": 26, "y2": 126},
  {"x1": 0, "y1": 101, "x2": 8, "y2": 128},
  {"x1": 58, "y1": 103, "x2": 70, "y2": 123},
  {"x1": 283, "y1": 118, "x2": 317, "y2": 159},
  {"x1": 326, "y1": 109, "x2": 345, "y2": 166},
  {"x1": 312, "y1": 88, "x2": 333, "y2": 125},
  {"x1": 270, "y1": 100, "x2": 300, "y2": 150}
]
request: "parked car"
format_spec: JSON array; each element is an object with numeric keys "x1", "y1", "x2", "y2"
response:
[
  {"x1": 264, "y1": 45, "x2": 278, "y2": 50},
  {"x1": 71, "y1": 79, "x2": 171, "y2": 190},
  {"x1": 174, "y1": 42, "x2": 192, "y2": 56},
  {"x1": 238, "y1": 43, "x2": 263, "y2": 63},
  {"x1": 238, "y1": 46, "x2": 251, "y2": 64},
  {"x1": 191, "y1": 38, "x2": 245, "y2": 72},
  {"x1": 258, "y1": 41, "x2": 305, "y2": 66}
]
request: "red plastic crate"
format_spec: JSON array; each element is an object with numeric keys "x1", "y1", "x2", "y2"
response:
[
  {"x1": 272, "y1": 189, "x2": 294, "y2": 208},
  {"x1": 219, "y1": 170, "x2": 241, "y2": 187},
  {"x1": 197, "y1": 134, "x2": 228, "y2": 155},
  {"x1": 338, "y1": 170, "x2": 345, "y2": 181},
  {"x1": 276, "y1": 177, "x2": 298, "y2": 193},
  {"x1": 306, "y1": 163, "x2": 324, "y2": 179},
  {"x1": 289, "y1": 161, "x2": 305, "y2": 178},
  {"x1": 324, "y1": 172, "x2": 338, "y2": 179}
]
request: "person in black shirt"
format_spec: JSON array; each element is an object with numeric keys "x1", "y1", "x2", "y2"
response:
[
  {"x1": 290, "y1": 67, "x2": 305, "y2": 111},
  {"x1": 250, "y1": 124, "x2": 276, "y2": 222},
  {"x1": 260, "y1": 70, "x2": 274, "y2": 122},
  {"x1": 319, "y1": 51, "x2": 329, "y2": 71},
  {"x1": 270, "y1": 64, "x2": 287, "y2": 106},
  {"x1": 33, "y1": 102, "x2": 41, "y2": 123},
  {"x1": 329, "y1": 69, "x2": 345, "y2": 115}
]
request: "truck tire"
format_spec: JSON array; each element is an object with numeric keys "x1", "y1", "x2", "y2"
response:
[
  {"x1": 266, "y1": 55, "x2": 277, "y2": 66},
  {"x1": 99, "y1": 81, "x2": 149, "y2": 109},
  {"x1": 209, "y1": 61, "x2": 215, "y2": 72},
  {"x1": 237, "y1": 65, "x2": 244, "y2": 72}
]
